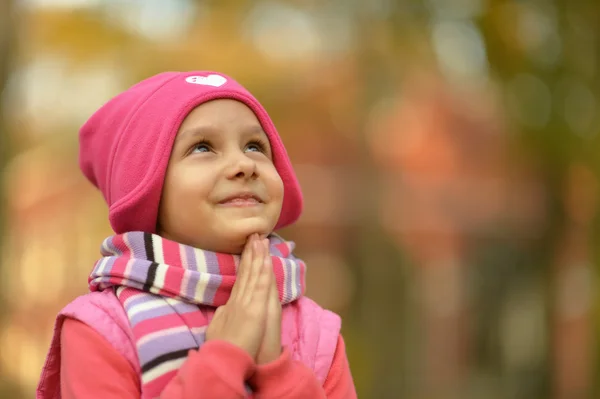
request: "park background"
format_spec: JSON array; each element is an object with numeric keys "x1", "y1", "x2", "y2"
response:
[{"x1": 1, "y1": 1, "x2": 599, "y2": 398}]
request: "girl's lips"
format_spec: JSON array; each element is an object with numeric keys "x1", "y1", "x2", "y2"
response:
[
  {"x1": 218, "y1": 197, "x2": 262, "y2": 207},
  {"x1": 218, "y1": 192, "x2": 263, "y2": 206}
]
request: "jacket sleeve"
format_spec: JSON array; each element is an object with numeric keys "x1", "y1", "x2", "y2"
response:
[
  {"x1": 60, "y1": 318, "x2": 256, "y2": 399},
  {"x1": 249, "y1": 335, "x2": 356, "y2": 398}
]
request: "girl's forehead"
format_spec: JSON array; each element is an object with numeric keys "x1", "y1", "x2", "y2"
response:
[{"x1": 184, "y1": 98, "x2": 258, "y2": 119}]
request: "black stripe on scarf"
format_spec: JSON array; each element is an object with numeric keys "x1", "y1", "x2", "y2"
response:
[
  {"x1": 143, "y1": 233, "x2": 157, "y2": 292},
  {"x1": 143, "y1": 262, "x2": 159, "y2": 293},
  {"x1": 141, "y1": 349, "x2": 190, "y2": 373},
  {"x1": 144, "y1": 232, "x2": 155, "y2": 262}
]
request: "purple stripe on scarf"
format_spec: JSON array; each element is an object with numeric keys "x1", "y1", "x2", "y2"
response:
[
  {"x1": 126, "y1": 260, "x2": 158, "y2": 285},
  {"x1": 127, "y1": 232, "x2": 149, "y2": 259},
  {"x1": 184, "y1": 249, "x2": 199, "y2": 298},
  {"x1": 269, "y1": 243, "x2": 283, "y2": 258},
  {"x1": 202, "y1": 252, "x2": 221, "y2": 303},
  {"x1": 184, "y1": 246, "x2": 198, "y2": 271},
  {"x1": 185, "y1": 270, "x2": 200, "y2": 299},
  {"x1": 101, "y1": 256, "x2": 118, "y2": 275},
  {"x1": 191, "y1": 329, "x2": 206, "y2": 345},
  {"x1": 138, "y1": 330, "x2": 203, "y2": 366},
  {"x1": 204, "y1": 251, "x2": 221, "y2": 275},
  {"x1": 183, "y1": 271, "x2": 224, "y2": 303},
  {"x1": 130, "y1": 300, "x2": 199, "y2": 326},
  {"x1": 205, "y1": 274, "x2": 223, "y2": 303}
]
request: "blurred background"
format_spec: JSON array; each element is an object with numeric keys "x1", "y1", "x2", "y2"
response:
[{"x1": 1, "y1": 0, "x2": 599, "y2": 398}]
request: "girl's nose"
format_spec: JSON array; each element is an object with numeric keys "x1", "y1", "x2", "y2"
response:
[{"x1": 225, "y1": 151, "x2": 258, "y2": 180}]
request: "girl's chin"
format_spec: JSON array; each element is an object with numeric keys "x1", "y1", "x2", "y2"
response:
[
  {"x1": 160, "y1": 216, "x2": 278, "y2": 254},
  {"x1": 216, "y1": 223, "x2": 272, "y2": 252},
  {"x1": 226, "y1": 217, "x2": 274, "y2": 237}
]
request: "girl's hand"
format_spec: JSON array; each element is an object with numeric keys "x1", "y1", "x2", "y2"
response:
[
  {"x1": 255, "y1": 239, "x2": 282, "y2": 364},
  {"x1": 205, "y1": 234, "x2": 272, "y2": 360}
]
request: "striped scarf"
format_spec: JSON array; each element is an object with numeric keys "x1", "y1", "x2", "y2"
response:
[{"x1": 88, "y1": 232, "x2": 306, "y2": 399}]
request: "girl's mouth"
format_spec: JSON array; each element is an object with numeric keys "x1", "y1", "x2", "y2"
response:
[
  {"x1": 219, "y1": 197, "x2": 261, "y2": 207},
  {"x1": 218, "y1": 192, "x2": 263, "y2": 207}
]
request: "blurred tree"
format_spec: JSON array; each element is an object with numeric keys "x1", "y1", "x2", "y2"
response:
[
  {"x1": 0, "y1": 2, "x2": 23, "y2": 397},
  {"x1": 3, "y1": 1, "x2": 599, "y2": 398}
]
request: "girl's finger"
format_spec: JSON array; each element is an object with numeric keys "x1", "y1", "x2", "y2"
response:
[
  {"x1": 231, "y1": 234, "x2": 256, "y2": 300},
  {"x1": 243, "y1": 236, "x2": 261, "y2": 289},
  {"x1": 264, "y1": 240, "x2": 278, "y2": 296},
  {"x1": 245, "y1": 237, "x2": 269, "y2": 306},
  {"x1": 213, "y1": 305, "x2": 225, "y2": 320}
]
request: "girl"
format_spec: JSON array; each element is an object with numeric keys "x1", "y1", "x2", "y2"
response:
[{"x1": 36, "y1": 71, "x2": 356, "y2": 398}]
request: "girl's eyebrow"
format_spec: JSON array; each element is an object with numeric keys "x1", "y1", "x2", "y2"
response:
[
  {"x1": 176, "y1": 126, "x2": 216, "y2": 144},
  {"x1": 242, "y1": 125, "x2": 266, "y2": 137}
]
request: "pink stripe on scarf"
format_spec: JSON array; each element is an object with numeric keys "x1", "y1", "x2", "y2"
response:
[
  {"x1": 213, "y1": 253, "x2": 235, "y2": 305},
  {"x1": 272, "y1": 257, "x2": 285, "y2": 301},
  {"x1": 110, "y1": 256, "x2": 130, "y2": 282},
  {"x1": 111, "y1": 234, "x2": 128, "y2": 255}
]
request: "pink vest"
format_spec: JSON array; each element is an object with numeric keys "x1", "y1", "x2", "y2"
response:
[{"x1": 37, "y1": 290, "x2": 341, "y2": 398}]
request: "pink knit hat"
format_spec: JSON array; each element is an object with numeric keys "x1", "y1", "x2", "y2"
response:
[{"x1": 79, "y1": 71, "x2": 303, "y2": 234}]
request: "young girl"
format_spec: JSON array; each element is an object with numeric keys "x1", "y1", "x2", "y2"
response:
[{"x1": 36, "y1": 71, "x2": 356, "y2": 398}]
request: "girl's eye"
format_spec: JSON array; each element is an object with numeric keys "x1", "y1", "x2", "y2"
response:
[
  {"x1": 192, "y1": 142, "x2": 211, "y2": 153},
  {"x1": 245, "y1": 140, "x2": 267, "y2": 153},
  {"x1": 189, "y1": 139, "x2": 268, "y2": 155}
]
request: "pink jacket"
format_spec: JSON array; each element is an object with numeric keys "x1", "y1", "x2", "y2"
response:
[{"x1": 37, "y1": 290, "x2": 342, "y2": 398}]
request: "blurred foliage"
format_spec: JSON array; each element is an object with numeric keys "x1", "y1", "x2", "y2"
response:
[{"x1": 1, "y1": 1, "x2": 600, "y2": 398}]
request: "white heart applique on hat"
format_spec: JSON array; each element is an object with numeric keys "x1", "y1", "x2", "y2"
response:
[{"x1": 185, "y1": 74, "x2": 227, "y2": 87}]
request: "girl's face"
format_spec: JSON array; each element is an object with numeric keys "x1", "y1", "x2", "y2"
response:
[{"x1": 157, "y1": 99, "x2": 284, "y2": 254}]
